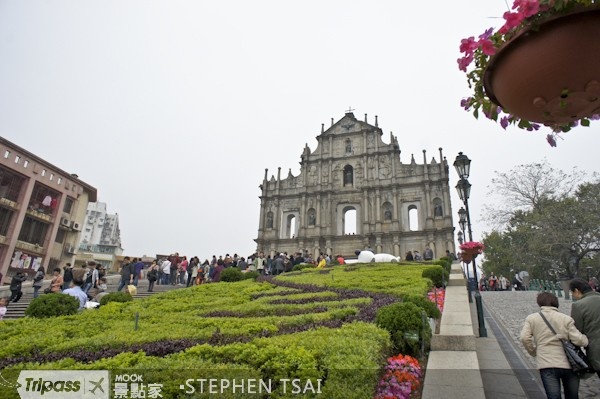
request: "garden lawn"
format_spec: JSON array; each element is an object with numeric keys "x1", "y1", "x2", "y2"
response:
[{"x1": 0, "y1": 262, "x2": 437, "y2": 399}]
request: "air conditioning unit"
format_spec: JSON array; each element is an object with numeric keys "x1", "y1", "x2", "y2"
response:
[
  {"x1": 65, "y1": 244, "x2": 76, "y2": 254},
  {"x1": 71, "y1": 221, "x2": 82, "y2": 231},
  {"x1": 60, "y1": 217, "x2": 70, "y2": 227}
]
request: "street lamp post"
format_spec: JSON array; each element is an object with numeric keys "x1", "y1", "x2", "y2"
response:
[
  {"x1": 454, "y1": 152, "x2": 487, "y2": 337},
  {"x1": 457, "y1": 209, "x2": 472, "y2": 303}
]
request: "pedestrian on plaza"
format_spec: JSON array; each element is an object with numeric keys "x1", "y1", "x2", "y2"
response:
[
  {"x1": 9, "y1": 272, "x2": 27, "y2": 303},
  {"x1": 499, "y1": 275, "x2": 508, "y2": 291},
  {"x1": 147, "y1": 262, "x2": 158, "y2": 292},
  {"x1": 133, "y1": 258, "x2": 145, "y2": 287},
  {"x1": 211, "y1": 258, "x2": 225, "y2": 282},
  {"x1": 186, "y1": 257, "x2": 198, "y2": 287},
  {"x1": 32, "y1": 266, "x2": 45, "y2": 298},
  {"x1": 117, "y1": 256, "x2": 135, "y2": 292},
  {"x1": 179, "y1": 256, "x2": 188, "y2": 285},
  {"x1": 161, "y1": 257, "x2": 171, "y2": 285},
  {"x1": 169, "y1": 254, "x2": 179, "y2": 286},
  {"x1": 423, "y1": 246, "x2": 434, "y2": 261},
  {"x1": 63, "y1": 278, "x2": 88, "y2": 310},
  {"x1": 489, "y1": 272, "x2": 498, "y2": 291},
  {"x1": 62, "y1": 263, "x2": 73, "y2": 290},
  {"x1": 520, "y1": 292, "x2": 588, "y2": 399},
  {"x1": 48, "y1": 267, "x2": 63, "y2": 293},
  {"x1": 0, "y1": 296, "x2": 8, "y2": 320},
  {"x1": 569, "y1": 278, "x2": 600, "y2": 378},
  {"x1": 253, "y1": 253, "x2": 265, "y2": 275}
]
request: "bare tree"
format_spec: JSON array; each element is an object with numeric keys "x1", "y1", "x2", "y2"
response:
[{"x1": 483, "y1": 159, "x2": 587, "y2": 229}]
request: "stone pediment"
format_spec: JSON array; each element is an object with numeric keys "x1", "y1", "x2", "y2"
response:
[{"x1": 323, "y1": 113, "x2": 373, "y2": 136}]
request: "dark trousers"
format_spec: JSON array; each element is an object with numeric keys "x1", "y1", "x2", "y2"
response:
[
  {"x1": 540, "y1": 368, "x2": 579, "y2": 399},
  {"x1": 148, "y1": 280, "x2": 155, "y2": 292},
  {"x1": 9, "y1": 289, "x2": 22, "y2": 302}
]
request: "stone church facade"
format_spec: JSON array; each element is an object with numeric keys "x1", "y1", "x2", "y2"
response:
[{"x1": 255, "y1": 111, "x2": 455, "y2": 260}]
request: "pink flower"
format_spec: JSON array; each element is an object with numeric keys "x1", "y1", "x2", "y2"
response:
[
  {"x1": 498, "y1": 11, "x2": 524, "y2": 34},
  {"x1": 457, "y1": 54, "x2": 473, "y2": 72},
  {"x1": 459, "y1": 36, "x2": 478, "y2": 54},
  {"x1": 512, "y1": 0, "x2": 541, "y2": 18},
  {"x1": 500, "y1": 116, "x2": 510, "y2": 129},
  {"x1": 478, "y1": 38, "x2": 496, "y2": 56}
]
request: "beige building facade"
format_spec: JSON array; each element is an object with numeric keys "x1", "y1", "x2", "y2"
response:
[
  {"x1": 0, "y1": 137, "x2": 97, "y2": 283},
  {"x1": 255, "y1": 111, "x2": 455, "y2": 259}
]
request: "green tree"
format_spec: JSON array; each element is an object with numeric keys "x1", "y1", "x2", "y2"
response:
[{"x1": 482, "y1": 161, "x2": 600, "y2": 279}]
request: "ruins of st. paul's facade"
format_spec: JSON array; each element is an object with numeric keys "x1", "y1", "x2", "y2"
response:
[{"x1": 255, "y1": 111, "x2": 455, "y2": 260}]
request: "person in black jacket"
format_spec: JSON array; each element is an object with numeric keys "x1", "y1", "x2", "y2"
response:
[
  {"x1": 62, "y1": 263, "x2": 73, "y2": 290},
  {"x1": 9, "y1": 272, "x2": 27, "y2": 302}
]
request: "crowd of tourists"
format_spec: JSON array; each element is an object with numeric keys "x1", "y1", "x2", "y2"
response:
[{"x1": 133, "y1": 251, "x2": 332, "y2": 291}]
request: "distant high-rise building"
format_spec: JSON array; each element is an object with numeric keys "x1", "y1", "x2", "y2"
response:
[{"x1": 78, "y1": 202, "x2": 123, "y2": 270}]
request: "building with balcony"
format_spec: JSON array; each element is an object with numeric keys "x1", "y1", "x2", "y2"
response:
[
  {"x1": 0, "y1": 137, "x2": 97, "y2": 284},
  {"x1": 77, "y1": 202, "x2": 123, "y2": 270}
]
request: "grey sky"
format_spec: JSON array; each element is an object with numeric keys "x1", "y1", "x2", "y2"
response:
[{"x1": 1, "y1": 1, "x2": 598, "y2": 259}]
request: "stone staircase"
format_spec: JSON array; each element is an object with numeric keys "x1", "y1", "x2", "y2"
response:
[{"x1": 1, "y1": 276, "x2": 186, "y2": 320}]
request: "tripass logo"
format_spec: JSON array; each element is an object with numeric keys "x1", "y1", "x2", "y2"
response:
[{"x1": 16, "y1": 370, "x2": 109, "y2": 399}]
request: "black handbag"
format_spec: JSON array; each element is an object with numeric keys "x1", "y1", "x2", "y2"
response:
[{"x1": 539, "y1": 312, "x2": 594, "y2": 377}]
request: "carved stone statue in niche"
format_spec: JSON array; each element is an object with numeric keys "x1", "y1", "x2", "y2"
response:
[
  {"x1": 368, "y1": 157, "x2": 376, "y2": 179},
  {"x1": 379, "y1": 157, "x2": 391, "y2": 178},
  {"x1": 308, "y1": 165, "x2": 317, "y2": 185},
  {"x1": 266, "y1": 212, "x2": 274, "y2": 229},
  {"x1": 308, "y1": 209, "x2": 316, "y2": 226},
  {"x1": 345, "y1": 139, "x2": 352, "y2": 154},
  {"x1": 384, "y1": 208, "x2": 392, "y2": 221},
  {"x1": 321, "y1": 167, "x2": 329, "y2": 184}
]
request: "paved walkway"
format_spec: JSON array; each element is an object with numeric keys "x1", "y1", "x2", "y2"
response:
[{"x1": 481, "y1": 290, "x2": 600, "y2": 398}]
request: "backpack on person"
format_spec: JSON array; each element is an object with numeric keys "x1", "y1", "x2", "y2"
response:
[
  {"x1": 33, "y1": 271, "x2": 44, "y2": 282},
  {"x1": 147, "y1": 269, "x2": 158, "y2": 282},
  {"x1": 85, "y1": 270, "x2": 93, "y2": 285}
]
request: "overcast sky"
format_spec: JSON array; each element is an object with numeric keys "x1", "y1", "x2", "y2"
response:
[{"x1": 1, "y1": 1, "x2": 599, "y2": 260}]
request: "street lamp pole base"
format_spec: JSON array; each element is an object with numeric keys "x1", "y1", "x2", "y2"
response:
[{"x1": 474, "y1": 292, "x2": 488, "y2": 337}]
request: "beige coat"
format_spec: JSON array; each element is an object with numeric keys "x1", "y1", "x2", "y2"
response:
[{"x1": 520, "y1": 306, "x2": 588, "y2": 370}]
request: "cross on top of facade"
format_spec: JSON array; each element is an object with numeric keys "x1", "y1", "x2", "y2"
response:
[{"x1": 345, "y1": 106, "x2": 355, "y2": 114}]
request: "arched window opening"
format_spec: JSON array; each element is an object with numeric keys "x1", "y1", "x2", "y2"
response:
[
  {"x1": 343, "y1": 165, "x2": 354, "y2": 186},
  {"x1": 408, "y1": 205, "x2": 419, "y2": 231},
  {"x1": 382, "y1": 202, "x2": 393, "y2": 221},
  {"x1": 343, "y1": 207, "x2": 357, "y2": 235},
  {"x1": 266, "y1": 212, "x2": 274, "y2": 229},
  {"x1": 286, "y1": 214, "x2": 296, "y2": 238},
  {"x1": 433, "y1": 198, "x2": 443, "y2": 217},
  {"x1": 307, "y1": 208, "x2": 316, "y2": 226}
]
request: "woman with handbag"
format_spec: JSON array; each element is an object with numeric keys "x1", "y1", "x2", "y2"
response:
[
  {"x1": 47, "y1": 268, "x2": 64, "y2": 293},
  {"x1": 520, "y1": 292, "x2": 588, "y2": 399}
]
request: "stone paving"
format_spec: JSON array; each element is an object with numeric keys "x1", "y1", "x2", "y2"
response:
[{"x1": 481, "y1": 290, "x2": 600, "y2": 399}]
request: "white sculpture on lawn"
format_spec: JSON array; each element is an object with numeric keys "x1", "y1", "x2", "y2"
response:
[{"x1": 346, "y1": 250, "x2": 400, "y2": 264}]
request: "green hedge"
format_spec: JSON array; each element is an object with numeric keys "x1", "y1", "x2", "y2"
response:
[{"x1": 25, "y1": 293, "x2": 79, "y2": 318}]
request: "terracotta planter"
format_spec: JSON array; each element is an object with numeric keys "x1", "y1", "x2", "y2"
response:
[
  {"x1": 483, "y1": 8, "x2": 600, "y2": 125},
  {"x1": 461, "y1": 252, "x2": 473, "y2": 263}
]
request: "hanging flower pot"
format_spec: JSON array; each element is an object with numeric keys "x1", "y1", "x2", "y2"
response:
[
  {"x1": 459, "y1": 241, "x2": 485, "y2": 264},
  {"x1": 483, "y1": 8, "x2": 600, "y2": 127},
  {"x1": 461, "y1": 252, "x2": 473, "y2": 264},
  {"x1": 459, "y1": 1, "x2": 600, "y2": 146}
]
